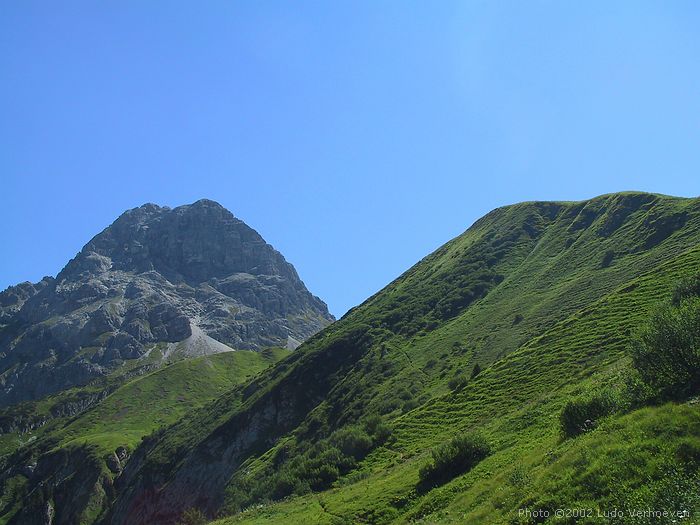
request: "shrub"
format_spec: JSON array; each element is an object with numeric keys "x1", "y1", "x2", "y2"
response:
[
  {"x1": 448, "y1": 374, "x2": 468, "y2": 391},
  {"x1": 227, "y1": 416, "x2": 393, "y2": 508},
  {"x1": 309, "y1": 463, "x2": 340, "y2": 490},
  {"x1": 331, "y1": 426, "x2": 373, "y2": 460},
  {"x1": 315, "y1": 444, "x2": 356, "y2": 472},
  {"x1": 671, "y1": 273, "x2": 700, "y2": 306},
  {"x1": 270, "y1": 473, "x2": 294, "y2": 500},
  {"x1": 271, "y1": 472, "x2": 305, "y2": 500},
  {"x1": 621, "y1": 369, "x2": 655, "y2": 409},
  {"x1": 470, "y1": 363, "x2": 482, "y2": 379},
  {"x1": 629, "y1": 297, "x2": 700, "y2": 401},
  {"x1": 418, "y1": 433, "x2": 491, "y2": 486},
  {"x1": 601, "y1": 249, "x2": 615, "y2": 268},
  {"x1": 402, "y1": 399, "x2": 419, "y2": 413},
  {"x1": 377, "y1": 397, "x2": 402, "y2": 414},
  {"x1": 676, "y1": 438, "x2": 700, "y2": 467},
  {"x1": 560, "y1": 389, "x2": 621, "y2": 437},
  {"x1": 363, "y1": 415, "x2": 392, "y2": 444}
]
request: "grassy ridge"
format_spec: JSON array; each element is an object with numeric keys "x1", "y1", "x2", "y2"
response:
[
  {"x1": 0, "y1": 348, "x2": 287, "y2": 525},
  {"x1": 107, "y1": 192, "x2": 700, "y2": 524},
  {"x1": 217, "y1": 236, "x2": 700, "y2": 524},
  {"x1": 54, "y1": 348, "x2": 288, "y2": 453}
]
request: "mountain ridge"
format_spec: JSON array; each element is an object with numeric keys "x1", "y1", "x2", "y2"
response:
[{"x1": 0, "y1": 199, "x2": 333, "y2": 406}]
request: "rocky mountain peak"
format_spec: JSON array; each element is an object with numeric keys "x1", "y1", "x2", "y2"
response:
[
  {"x1": 62, "y1": 199, "x2": 290, "y2": 283},
  {"x1": 0, "y1": 200, "x2": 334, "y2": 406}
]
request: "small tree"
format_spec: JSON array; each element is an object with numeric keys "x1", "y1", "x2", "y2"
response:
[
  {"x1": 630, "y1": 297, "x2": 700, "y2": 400},
  {"x1": 672, "y1": 274, "x2": 700, "y2": 306},
  {"x1": 470, "y1": 363, "x2": 482, "y2": 379}
]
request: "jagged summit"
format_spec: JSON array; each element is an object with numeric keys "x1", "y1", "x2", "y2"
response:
[
  {"x1": 0, "y1": 200, "x2": 334, "y2": 405},
  {"x1": 63, "y1": 198, "x2": 299, "y2": 283},
  {"x1": 189, "y1": 198, "x2": 225, "y2": 207}
]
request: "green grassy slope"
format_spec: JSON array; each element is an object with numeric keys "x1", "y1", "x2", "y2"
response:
[
  {"x1": 0, "y1": 347, "x2": 171, "y2": 457},
  {"x1": 55, "y1": 348, "x2": 289, "y2": 453},
  {"x1": 109, "y1": 192, "x2": 700, "y2": 525},
  {"x1": 218, "y1": 241, "x2": 700, "y2": 524},
  {"x1": 0, "y1": 347, "x2": 288, "y2": 524}
]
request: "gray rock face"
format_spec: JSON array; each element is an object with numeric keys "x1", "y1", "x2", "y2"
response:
[{"x1": 0, "y1": 199, "x2": 333, "y2": 406}]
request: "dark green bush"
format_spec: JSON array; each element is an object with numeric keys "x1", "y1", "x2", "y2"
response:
[
  {"x1": 671, "y1": 274, "x2": 700, "y2": 306},
  {"x1": 309, "y1": 463, "x2": 340, "y2": 490},
  {"x1": 402, "y1": 399, "x2": 419, "y2": 412},
  {"x1": 470, "y1": 363, "x2": 482, "y2": 379},
  {"x1": 621, "y1": 369, "x2": 655, "y2": 409},
  {"x1": 377, "y1": 397, "x2": 402, "y2": 414},
  {"x1": 560, "y1": 389, "x2": 621, "y2": 437},
  {"x1": 418, "y1": 433, "x2": 491, "y2": 486},
  {"x1": 448, "y1": 374, "x2": 468, "y2": 391},
  {"x1": 270, "y1": 473, "x2": 295, "y2": 500},
  {"x1": 363, "y1": 414, "x2": 392, "y2": 444},
  {"x1": 331, "y1": 426, "x2": 373, "y2": 460},
  {"x1": 228, "y1": 415, "x2": 394, "y2": 509},
  {"x1": 630, "y1": 297, "x2": 700, "y2": 401},
  {"x1": 601, "y1": 249, "x2": 615, "y2": 268}
]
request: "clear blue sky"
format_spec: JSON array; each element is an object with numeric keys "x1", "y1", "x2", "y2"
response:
[{"x1": 2, "y1": 2, "x2": 699, "y2": 317}]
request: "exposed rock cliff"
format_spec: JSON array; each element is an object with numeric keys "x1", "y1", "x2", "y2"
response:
[{"x1": 0, "y1": 199, "x2": 333, "y2": 406}]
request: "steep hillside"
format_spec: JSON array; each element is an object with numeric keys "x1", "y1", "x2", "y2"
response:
[
  {"x1": 0, "y1": 348, "x2": 287, "y2": 524},
  {"x1": 0, "y1": 199, "x2": 333, "y2": 406},
  {"x1": 217, "y1": 241, "x2": 700, "y2": 524},
  {"x1": 99, "y1": 192, "x2": 700, "y2": 524}
]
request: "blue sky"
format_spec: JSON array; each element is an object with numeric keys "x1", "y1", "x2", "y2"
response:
[{"x1": 2, "y1": 1, "x2": 699, "y2": 317}]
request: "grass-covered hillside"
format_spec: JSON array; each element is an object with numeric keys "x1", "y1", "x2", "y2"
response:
[
  {"x1": 55, "y1": 348, "x2": 290, "y2": 453},
  {"x1": 102, "y1": 192, "x2": 700, "y2": 525},
  {"x1": 0, "y1": 348, "x2": 287, "y2": 524},
  {"x1": 217, "y1": 240, "x2": 700, "y2": 525}
]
